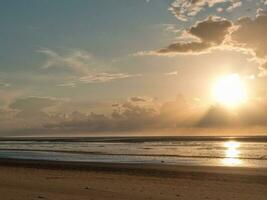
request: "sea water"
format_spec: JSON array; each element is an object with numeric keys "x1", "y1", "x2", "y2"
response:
[{"x1": 0, "y1": 136, "x2": 267, "y2": 168}]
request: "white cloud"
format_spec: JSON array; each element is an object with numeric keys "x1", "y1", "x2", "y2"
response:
[
  {"x1": 164, "y1": 71, "x2": 178, "y2": 76},
  {"x1": 79, "y1": 73, "x2": 141, "y2": 83},
  {"x1": 169, "y1": 0, "x2": 242, "y2": 21},
  {"x1": 226, "y1": 1, "x2": 242, "y2": 12},
  {"x1": 38, "y1": 48, "x2": 141, "y2": 84},
  {"x1": 37, "y1": 48, "x2": 91, "y2": 75},
  {"x1": 57, "y1": 82, "x2": 76, "y2": 88},
  {"x1": 0, "y1": 81, "x2": 10, "y2": 88}
]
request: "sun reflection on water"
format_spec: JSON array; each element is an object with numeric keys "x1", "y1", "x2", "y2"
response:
[{"x1": 222, "y1": 141, "x2": 242, "y2": 166}]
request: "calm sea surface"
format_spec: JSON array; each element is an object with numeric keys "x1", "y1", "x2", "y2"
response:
[{"x1": 0, "y1": 136, "x2": 267, "y2": 168}]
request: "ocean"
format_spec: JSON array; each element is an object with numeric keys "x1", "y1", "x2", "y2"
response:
[{"x1": 0, "y1": 136, "x2": 267, "y2": 168}]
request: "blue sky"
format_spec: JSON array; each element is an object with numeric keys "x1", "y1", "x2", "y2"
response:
[
  {"x1": 0, "y1": 0, "x2": 174, "y2": 68},
  {"x1": 0, "y1": 0, "x2": 179, "y2": 100}
]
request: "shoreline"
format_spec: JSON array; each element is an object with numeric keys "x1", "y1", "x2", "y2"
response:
[{"x1": 1, "y1": 157, "x2": 267, "y2": 180}]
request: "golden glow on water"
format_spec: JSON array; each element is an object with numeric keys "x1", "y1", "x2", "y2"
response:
[
  {"x1": 222, "y1": 141, "x2": 242, "y2": 166},
  {"x1": 224, "y1": 141, "x2": 240, "y2": 149}
]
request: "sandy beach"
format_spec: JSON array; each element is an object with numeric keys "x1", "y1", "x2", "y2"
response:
[{"x1": 0, "y1": 159, "x2": 267, "y2": 200}]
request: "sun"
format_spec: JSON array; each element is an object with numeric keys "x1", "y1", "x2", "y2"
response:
[{"x1": 212, "y1": 74, "x2": 247, "y2": 108}]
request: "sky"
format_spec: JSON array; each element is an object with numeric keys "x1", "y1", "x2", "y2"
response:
[{"x1": 1, "y1": 0, "x2": 267, "y2": 136}]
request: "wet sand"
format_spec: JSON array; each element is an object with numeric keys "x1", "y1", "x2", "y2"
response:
[{"x1": 0, "y1": 159, "x2": 267, "y2": 200}]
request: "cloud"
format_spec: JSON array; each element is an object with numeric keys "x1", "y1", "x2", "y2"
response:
[
  {"x1": 143, "y1": 9, "x2": 267, "y2": 78},
  {"x1": 57, "y1": 82, "x2": 76, "y2": 88},
  {"x1": 198, "y1": 98, "x2": 267, "y2": 128},
  {"x1": 226, "y1": 1, "x2": 242, "y2": 12},
  {"x1": 38, "y1": 48, "x2": 141, "y2": 85},
  {"x1": 158, "y1": 16, "x2": 232, "y2": 54},
  {"x1": 45, "y1": 112, "x2": 113, "y2": 132},
  {"x1": 0, "y1": 95, "x2": 200, "y2": 133},
  {"x1": 190, "y1": 17, "x2": 232, "y2": 44},
  {"x1": 169, "y1": 0, "x2": 237, "y2": 21},
  {"x1": 43, "y1": 105, "x2": 158, "y2": 133},
  {"x1": 38, "y1": 48, "x2": 91, "y2": 75},
  {"x1": 130, "y1": 96, "x2": 154, "y2": 102},
  {"x1": 0, "y1": 89, "x2": 24, "y2": 108},
  {"x1": 0, "y1": 81, "x2": 10, "y2": 88},
  {"x1": 231, "y1": 13, "x2": 267, "y2": 59},
  {"x1": 0, "y1": 109, "x2": 15, "y2": 121},
  {"x1": 239, "y1": 99, "x2": 267, "y2": 126},
  {"x1": 79, "y1": 73, "x2": 140, "y2": 83},
  {"x1": 4, "y1": 94, "x2": 267, "y2": 134},
  {"x1": 228, "y1": 12, "x2": 267, "y2": 75},
  {"x1": 158, "y1": 95, "x2": 202, "y2": 127},
  {"x1": 159, "y1": 41, "x2": 211, "y2": 54},
  {"x1": 197, "y1": 105, "x2": 238, "y2": 127},
  {"x1": 0, "y1": 108, "x2": 18, "y2": 130},
  {"x1": 164, "y1": 71, "x2": 178, "y2": 76},
  {"x1": 38, "y1": 95, "x2": 203, "y2": 133},
  {"x1": 10, "y1": 96, "x2": 57, "y2": 111},
  {"x1": 9, "y1": 96, "x2": 59, "y2": 124}
]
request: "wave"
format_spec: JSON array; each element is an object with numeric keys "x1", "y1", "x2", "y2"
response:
[
  {"x1": 1, "y1": 148, "x2": 267, "y2": 161},
  {"x1": 1, "y1": 135, "x2": 267, "y2": 143}
]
